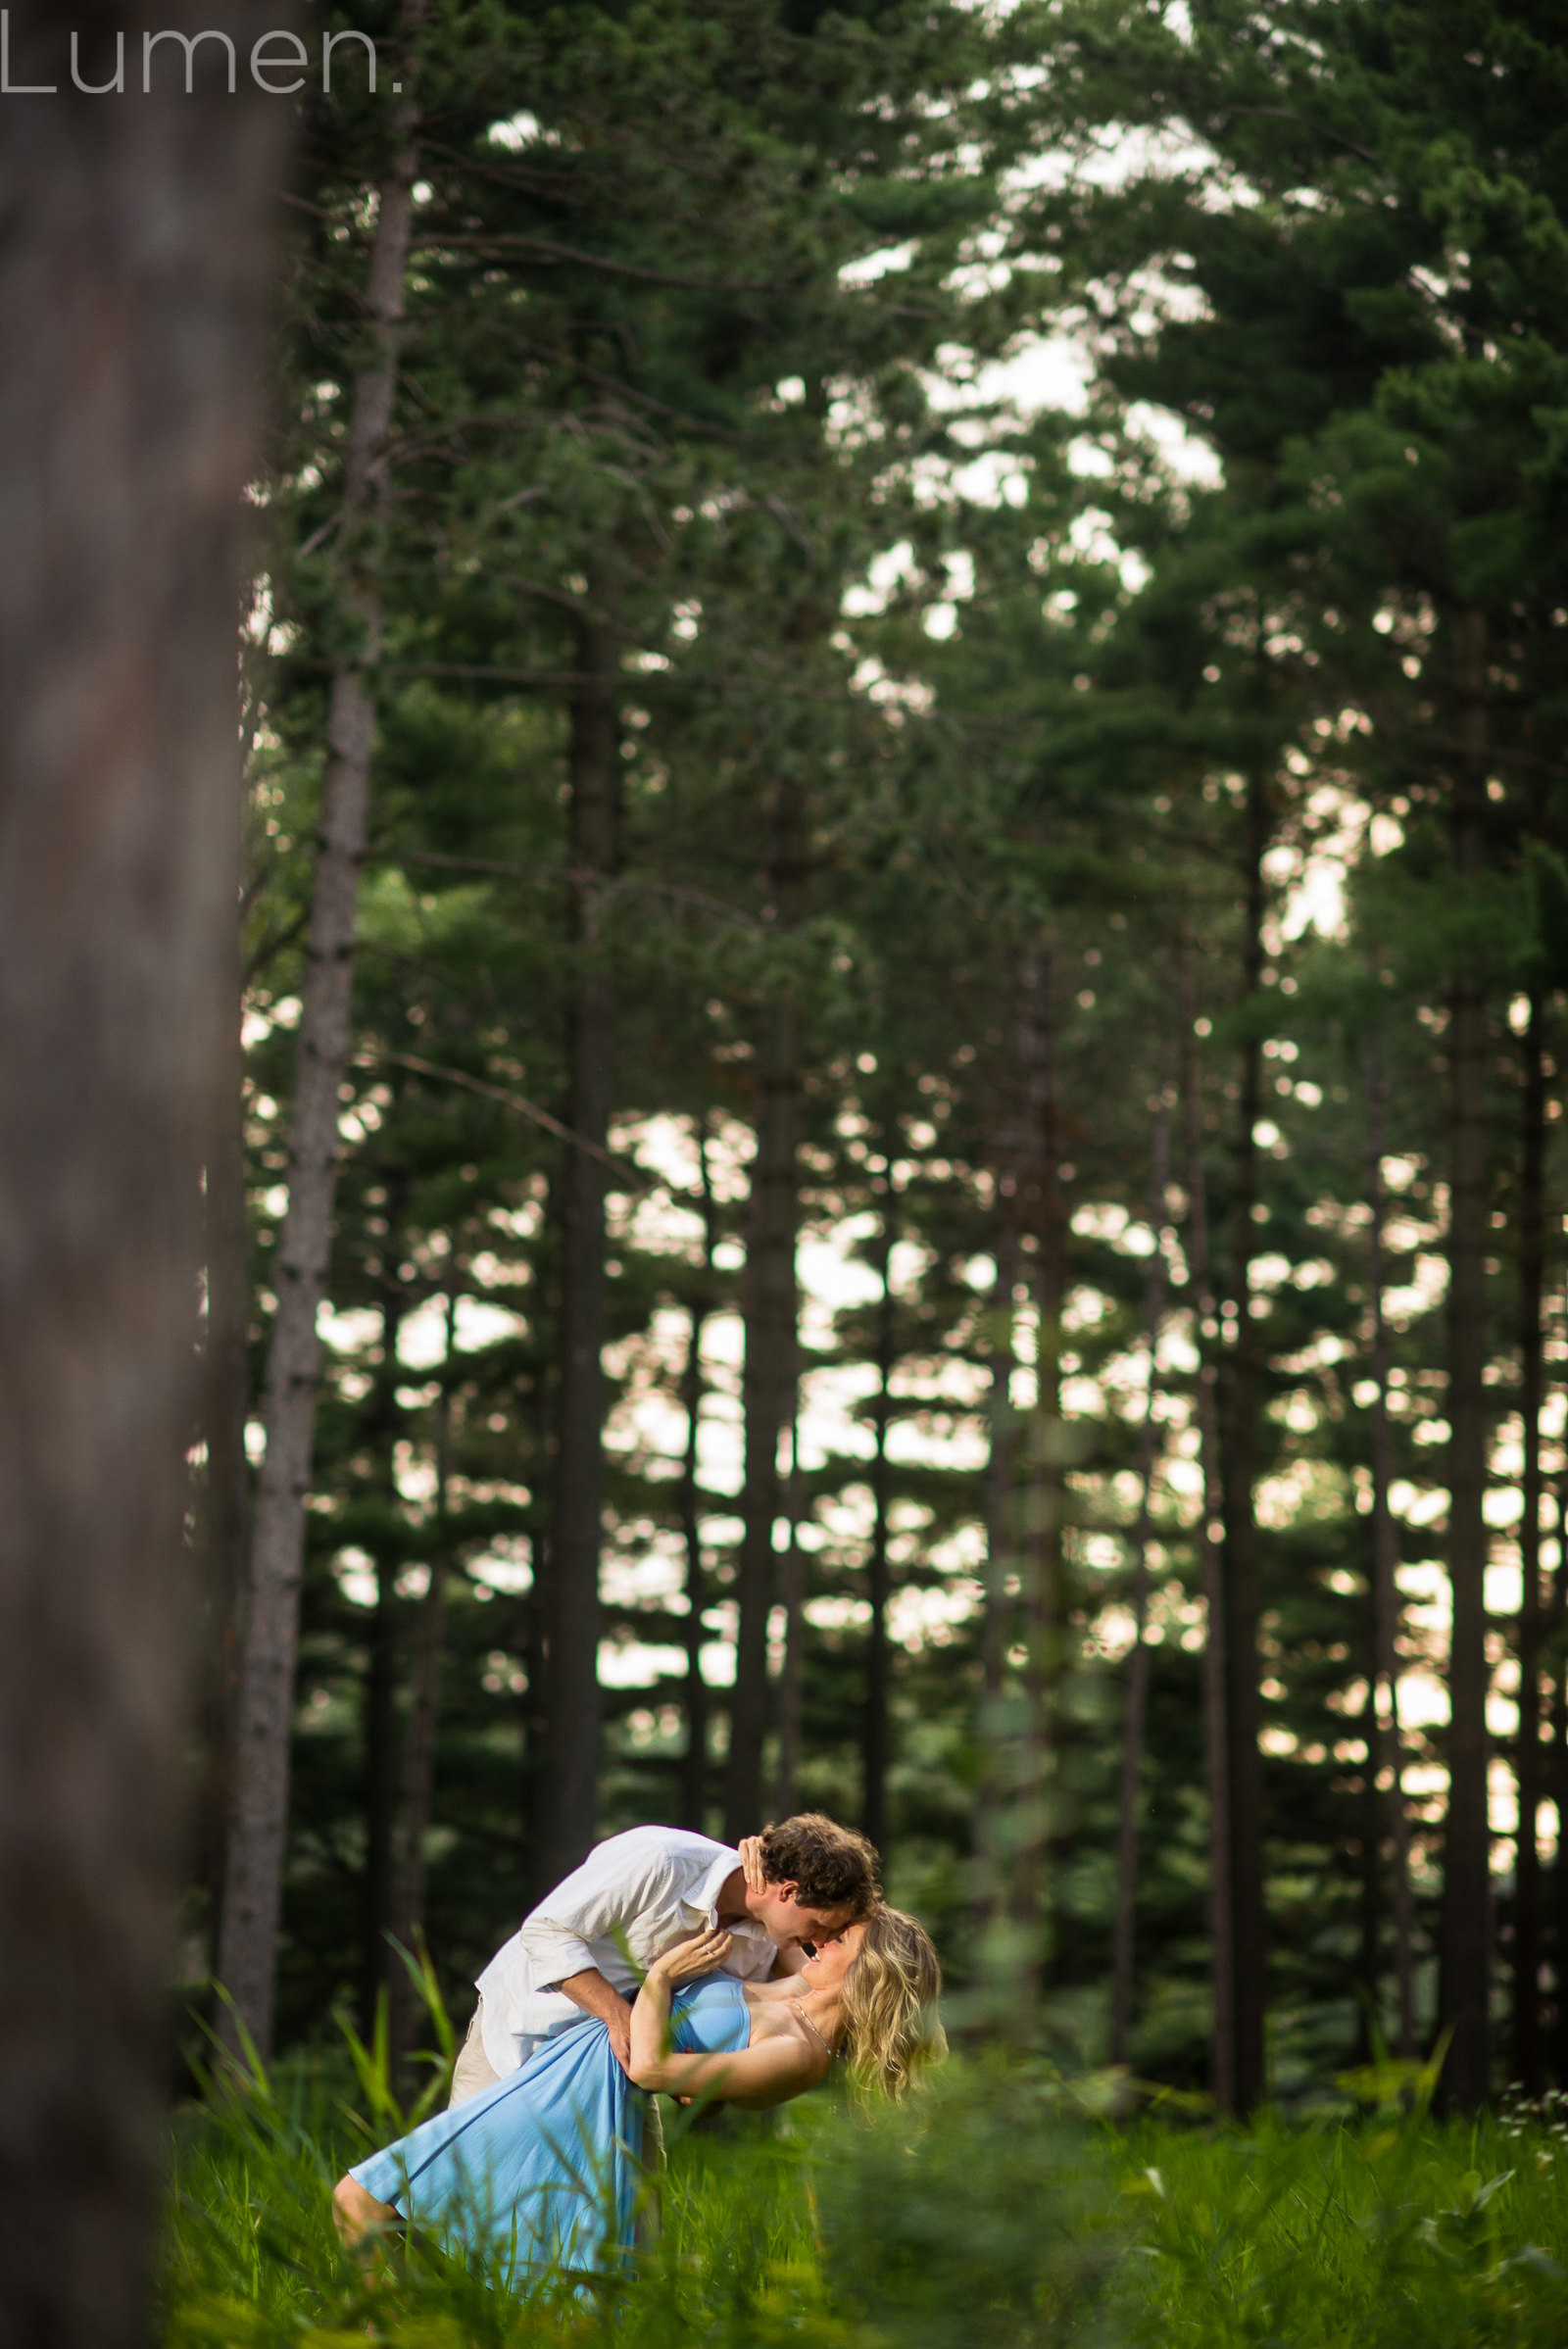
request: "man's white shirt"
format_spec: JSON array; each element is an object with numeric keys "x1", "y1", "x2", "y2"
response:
[{"x1": 475, "y1": 1825, "x2": 776, "y2": 2077}]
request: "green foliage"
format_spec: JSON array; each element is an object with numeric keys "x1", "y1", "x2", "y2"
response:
[{"x1": 160, "y1": 2059, "x2": 1568, "y2": 2348}]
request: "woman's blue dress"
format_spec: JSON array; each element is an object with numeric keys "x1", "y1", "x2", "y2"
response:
[{"x1": 348, "y1": 1972, "x2": 749, "y2": 2277}]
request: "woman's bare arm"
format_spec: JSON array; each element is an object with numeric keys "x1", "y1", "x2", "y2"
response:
[
  {"x1": 628, "y1": 2032, "x2": 822, "y2": 2110},
  {"x1": 628, "y1": 1927, "x2": 825, "y2": 2109}
]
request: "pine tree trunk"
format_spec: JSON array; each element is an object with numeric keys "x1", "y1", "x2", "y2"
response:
[
  {"x1": 1110, "y1": 1090, "x2": 1171, "y2": 2067},
  {"x1": 774, "y1": 1425, "x2": 807, "y2": 1820},
  {"x1": 1181, "y1": 927, "x2": 1236, "y2": 2112},
  {"x1": 1365, "y1": 1040, "x2": 1417, "y2": 2057},
  {"x1": 1554, "y1": 1478, "x2": 1568, "y2": 2077},
  {"x1": 1441, "y1": 606, "x2": 1494, "y2": 2108},
  {"x1": 976, "y1": 1207, "x2": 1020, "y2": 1985},
  {"x1": 680, "y1": 1129, "x2": 716, "y2": 1832},
  {"x1": 863, "y1": 1176, "x2": 897, "y2": 1857},
  {"x1": 1224, "y1": 771, "x2": 1268, "y2": 2111},
  {"x1": 1511, "y1": 988, "x2": 1546, "y2": 2091},
  {"x1": 363, "y1": 1285, "x2": 406, "y2": 2034},
  {"x1": 725, "y1": 784, "x2": 806, "y2": 1841},
  {"x1": 219, "y1": 40, "x2": 423, "y2": 2058},
  {"x1": 680, "y1": 1302, "x2": 711, "y2": 1832},
  {"x1": 389, "y1": 1280, "x2": 457, "y2": 2074},
  {"x1": 1014, "y1": 948, "x2": 1063, "y2": 2002},
  {"x1": 0, "y1": 14, "x2": 278, "y2": 2337},
  {"x1": 537, "y1": 610, "x2": 619, "y2": 1888},
  {"x1": 199, "y1": 930, "x2": 251, "y2": 1977}
]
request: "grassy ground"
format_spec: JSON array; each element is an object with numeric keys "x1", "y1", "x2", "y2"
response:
[{"x1": 162, "y1": 2037, "x2": 1568, "y2": 2348}]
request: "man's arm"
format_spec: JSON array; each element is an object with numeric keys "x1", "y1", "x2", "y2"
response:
[{"x1": 560, "y1": 1968, "x2": 635, "y2": 2075}]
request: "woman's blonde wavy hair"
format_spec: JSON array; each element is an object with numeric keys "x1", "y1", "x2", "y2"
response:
[{"x1": 839, "y1": 1905, "x2": 947, "y2": 2100}]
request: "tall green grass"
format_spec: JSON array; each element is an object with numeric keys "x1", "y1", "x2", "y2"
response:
[{"x1": 162, "y1": 2020, "x2": 1568, "y2": 2348}]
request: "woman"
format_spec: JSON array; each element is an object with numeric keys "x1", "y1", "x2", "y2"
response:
[{"x1": 332, "y1": 1905, "x2": 942, "y2": 2277}]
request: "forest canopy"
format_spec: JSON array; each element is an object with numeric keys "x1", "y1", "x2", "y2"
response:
[{"x1": 200, "y1": 0, "x2": 1568, "y2": 2117}]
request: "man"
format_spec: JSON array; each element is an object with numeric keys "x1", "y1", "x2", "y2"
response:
[{"x1": 450, "y1": 1813, "x2": 878, "y2": 2105}]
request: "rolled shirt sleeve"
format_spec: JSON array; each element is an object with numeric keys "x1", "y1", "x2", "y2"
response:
[
  {"x1": 474, "y1": 1826, "x2": 773, "y2": 2076},
  {"x1": 519, "y1": 1841, "x2": 669, "y2": 1993}
]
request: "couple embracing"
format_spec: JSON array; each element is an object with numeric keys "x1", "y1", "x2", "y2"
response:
[{"x1": 334, "y1": 1813, "x2": 943, "y2": 2274}]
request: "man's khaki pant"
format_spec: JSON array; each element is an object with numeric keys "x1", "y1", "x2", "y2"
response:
[{"x1": 448, "y1": 1997, "x2": 665, "y2": 2228}]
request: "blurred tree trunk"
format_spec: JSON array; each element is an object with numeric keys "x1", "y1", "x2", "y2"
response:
[
  {"x1": 1180, "y1": 927, "x2": 1236, "y2": 2112},
  {"x1": 974, "y1": 1154, "x2": 1021, "y2": 2021},
  {"x1": 1014, "y1": 947, "x2": 1061, "y2": 2003},
  {"x1": 680, "y1": 1125, "x2": 716, "y2": 1832},
  {"x1": 1365, "y1": 1039, "x2": 1417, "y2": 2058},
  {"x1": 1223, "y1": 770, "x2": 1268, "y2": 2112},
  {"x1": 1441, "y1": 607, "x2": 1493, "y2": 2108},
  {"x1": 390, "y1": 1278, "x2": 458, "y2": 2075},
  {"x1": 220, "y1": 31, "x2": 423, "y2": 2059},
  {"x1": 537, "y1": 606, "x2": 619, "y2": 1887},
  {"x1": 363, "y1": 1278, "x2": 407, "y2": 2035},
  {"x1": 0, "y1": 8, "x2": 278, "y2": 2339},
  {"x1": 774, "y1": 1423, "x2": 807, "y2": 1820},
  {"x1": 726, "y1": 781, "x2": 806, "y2": 1841},
  {"x1": 863, "y1": 1172, "x2": 897, "y2": 1856},
  {"x1": 1512, "y1": 987, "x2": 1546, "y2": 2092},
  {"x1": 1110, "y1": 1088, "x2": 1171, "y2": 2067},
  {"x1": 1554, "y1": 1476, "x2": 1568, "y2": 2077},
  {"x1": 198, "y1": 896, "x2": 251, "y2": 1978}
]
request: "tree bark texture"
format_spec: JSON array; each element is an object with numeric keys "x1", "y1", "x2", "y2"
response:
[
  {"x1": 725, "y1": 783, "x2": 807, "y2": 1842},
  {"x1": 1110, "y1": 1091, "x2": 1171, "y2": 2067},
  {"x1": 390, "y1": 1281, "x2": 458, "y2": 2074},
  {"x1": 1440, "y1": 607, "x2": 1493, "y2": 2108},
  {"x1": 220, "y1": 36, "x2": 423, "y2": 2059},
  {"x1": 974, "y1": 1204, "x2": 1020, "y2": 1988},
  {"x1": 1365, "y1": 1040, "x2": 1417, "y2": 2058},
  {"x1": 1013, "y1": 948, "x2": 1062, "y2": 1998},
  {"x1": 0, "y1": 14, "x2": 278, "y2": 2341},
  {"x1": 1222, "y1": 771, "x2": 1268, "y2": 2112},
  {"x1": 363, "y1": 1284, "x2": 406, "y2": 2034},
  {"x1": 537, "y1": 611, "x2": 620, "y2": 1889},
  {"x1": 863, "y1": 1179, "x2": 897, "y2": 1857},
  {"x1": 1511, "y1": 989, "x2": 1546, "y2": 2091},
  {"x1": 680, "y1": 1128, "x2": 717, "y2": 1832},
  {"x1": 1555, "y1": 1477, "x2": 1568, "y2": 2079},
  {"x1": 1181, "y1": 928, "x2": 1236, "y2": 2113},
  {"x1": 198, "y1": 915, "x2": 251, "y2": 1977},
  {"x1": 774, "y1": 1425, "x2": 808, "y2": 1821}
]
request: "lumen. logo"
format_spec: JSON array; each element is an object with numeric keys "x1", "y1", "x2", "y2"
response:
[{"x1": 0, "y1": 11, "x2": 392, "y2": 94}]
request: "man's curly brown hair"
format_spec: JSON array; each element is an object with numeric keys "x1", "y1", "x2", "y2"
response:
[{"x1": 759, "y1": 1813, "x2": 880, "y2": 1917}]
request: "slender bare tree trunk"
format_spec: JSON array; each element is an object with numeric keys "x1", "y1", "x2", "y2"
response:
[
  {"x1": 1554, "y1": 1468, "x2": 1568, "y2": 2078},
  {"x1": 390, "y1": 1278, "x2": 458, "y2": 2073},
  {"x1": 537, "y1": 608, "x2": 619, "y2": 1887},
  {"x1": 774, "y1": 1423, "x2": 808, "y2": 1821},
  {"x1": 1223, "y1": 774, "x2": 1268, "y2": 2112},
  {"x1": 974, "y1": 1180, "x2": 1020, "y2": 2021},
  {"x1": 680, "y1": 1126, "x2": 717, "y2": 1832},
  {"x1": 220, "y1": 29, "x2": 424, "y2": 2058},
  {"x1": 199, "y1": 888, "x2": 251, "y2": 1975},
  {"x1": 726, "y1": 782, "x2": 806, "y2": 1841},
  {"x1": 1441, "y1": 607, "x2": 1494, "y2": 2108},
  {"x1": 1110, "y1": 1089, "x2": 1171, "y2": 2067},
  {"x1": 1365, "y1": 1040, "x2": 1417, "y2": 2057},
  {"x1": 1014, "y1": 949, "x2": 1062, "y2": 2004},
  {"x1": 0, "y1": 13, "x2": 278, "y2": 2337},
  {"x1": 363, "y1": 1280, "x2": 407, "y2": 2033},
  {"x1": 1180, "y1": 927, "x2": 1236, "y2": 2112},
  {"x1": 863, "y1": 1171, "x2": 897, "y2": 1857},
  {"x1": 1512, "y1": 988, "x2": 1546, "y2": 2091}
]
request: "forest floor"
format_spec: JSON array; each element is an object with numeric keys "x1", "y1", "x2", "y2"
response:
[{"x1": 162, "y1": 2039, "x2": 1568, "y2": 2349}]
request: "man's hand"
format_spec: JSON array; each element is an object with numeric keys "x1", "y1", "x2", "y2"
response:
[
  {"x1": 736, "y1": 1834, "x2": 767, "y2": 1893},
  {"x1": 560, "y1": 1967, "x2": 636, "y2": 2076}
]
